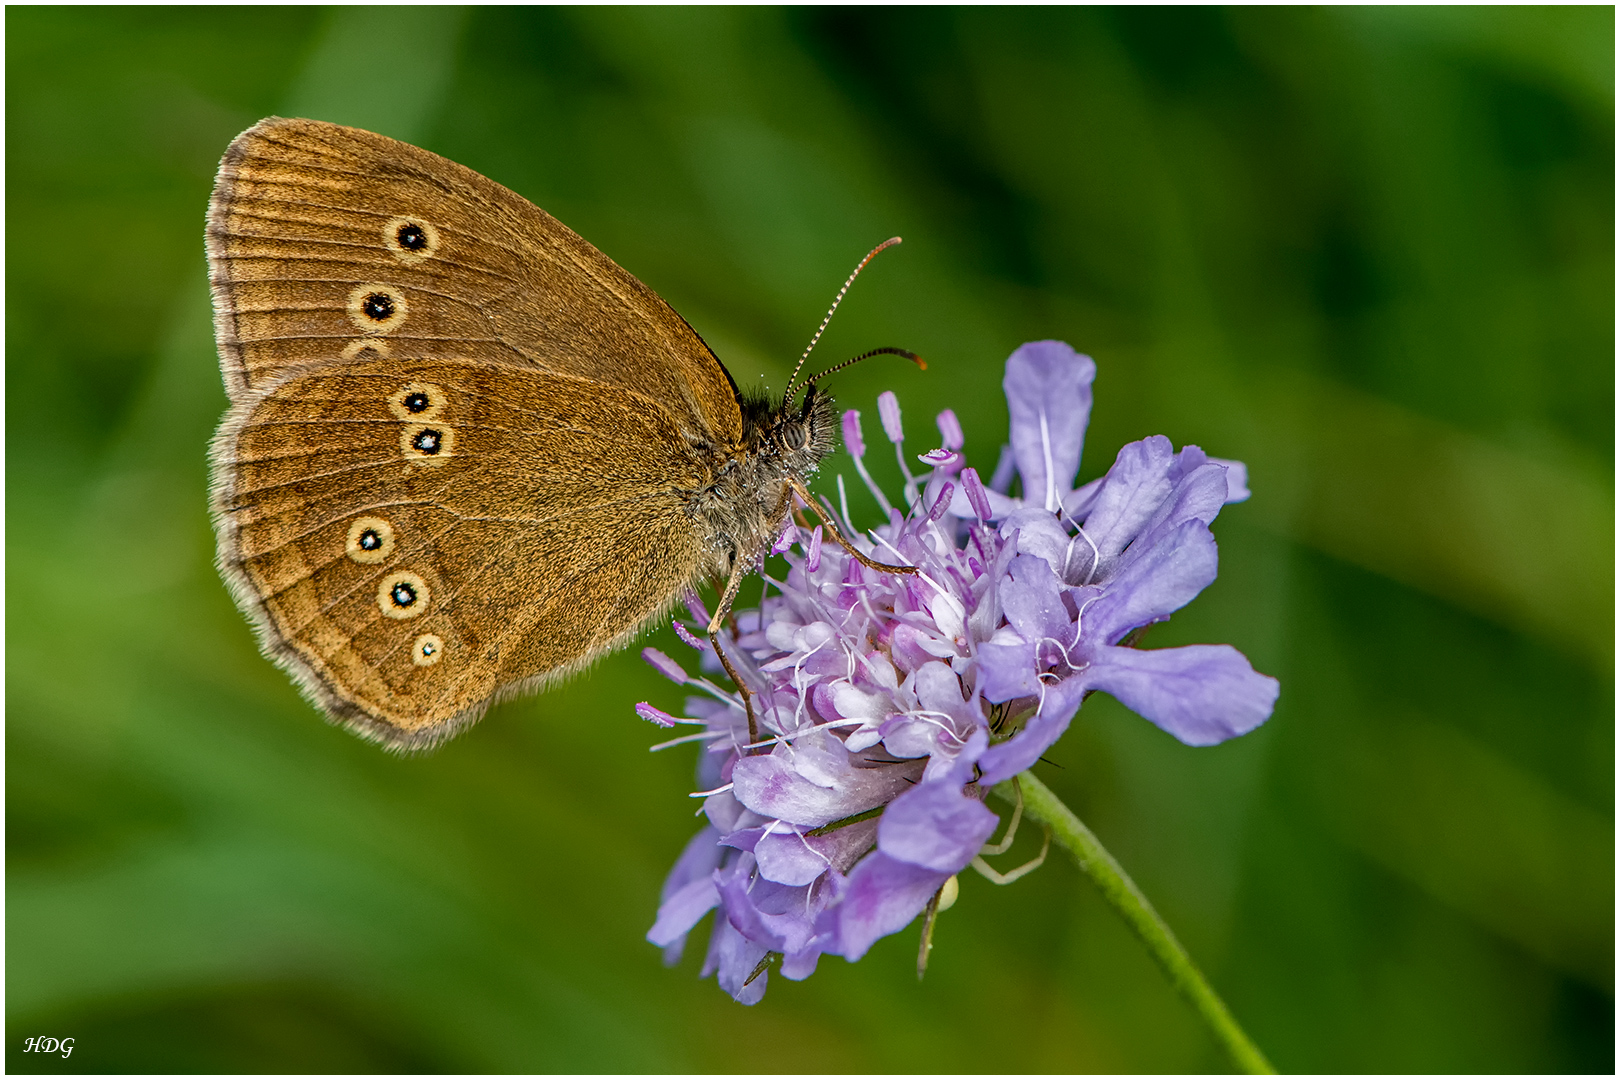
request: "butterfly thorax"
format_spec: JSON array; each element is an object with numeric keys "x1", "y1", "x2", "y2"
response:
[{"x1": 689, "y1": 386, "x2": 837, "y2": 575}]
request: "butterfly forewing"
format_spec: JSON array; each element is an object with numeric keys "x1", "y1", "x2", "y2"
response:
[{"x1": 207, "y1": 117, "x2": 742, "y2": 444}]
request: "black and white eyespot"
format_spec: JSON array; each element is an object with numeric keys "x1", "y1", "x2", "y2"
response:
[
  {"x1": 347, "y1": 282, "x2": 408, "y2": 333},
  {"x1": 345, "y1": 516, "x2": 396, "y2": 564},
  {"x1": 377, "y1": 571, "x2": 430, "y2": 620},
  {"x1": 401, "y1": 422, "x2": 455, "y2": 465},
  {"x1": 388, "y1": 381, "x2": 446, "y2": 421},
  {"x1": 411, "y1": 633, "x2": 445, "y2": 667},
  {"x1": 383, "y1": 216, "x2": 441, "y2": 264}
]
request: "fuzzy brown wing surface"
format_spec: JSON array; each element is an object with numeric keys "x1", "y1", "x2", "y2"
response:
[
  {"x1": 213, "y1": 356, "x2": 710, "y2": 746},
  {"x1": 207, "y1": 117, "x2": 743, "y2": 446}
]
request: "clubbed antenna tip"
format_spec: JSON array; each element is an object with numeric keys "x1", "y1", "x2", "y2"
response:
[{"x1": 806, "y1": 347, "x2": 925, "y2": 389}]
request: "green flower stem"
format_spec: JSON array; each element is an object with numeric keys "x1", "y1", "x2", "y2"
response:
[{"x1": 992, "y1": 772, "x2": 1275, "y2": 1075}]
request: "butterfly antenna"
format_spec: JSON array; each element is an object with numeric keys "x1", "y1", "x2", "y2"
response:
[
  {"x1": 784, "y1": 236, "x2": 903, "y2": 401},
  {"x1": 806, "y1": 346, "x2": 925, "y2": 388}
]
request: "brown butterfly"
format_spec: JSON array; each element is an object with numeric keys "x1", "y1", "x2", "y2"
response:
[{"x1": 207, "y1": 117, "x2": 918, "y2": 749}]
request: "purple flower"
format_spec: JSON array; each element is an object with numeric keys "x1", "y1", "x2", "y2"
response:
[{"x1": 645, "y1": 341, "x2": 1279, "y2": 1001}]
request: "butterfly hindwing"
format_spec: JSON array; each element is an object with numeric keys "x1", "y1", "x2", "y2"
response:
[{"x1": 213, "y1": 355, "x2": 712, "y2": 747}]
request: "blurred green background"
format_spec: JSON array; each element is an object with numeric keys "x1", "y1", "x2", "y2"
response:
[{"x1": 7, "y1": 6, "x2": 1613, "y2": 1072}]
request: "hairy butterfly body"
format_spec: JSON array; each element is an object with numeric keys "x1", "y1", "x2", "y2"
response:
[{"x1": 206, "y1": 117, "x2": 864, "y2": 749}]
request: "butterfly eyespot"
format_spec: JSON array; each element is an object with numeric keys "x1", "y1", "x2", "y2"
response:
[
  {"x1": 346, "y1": 516, "x2": 396, "y2": 564},
  {"x1": 377, "y1": 571, "x2": 430, "y2": 619},
  {"x1": 388, "y1": 381, "x2": 446, "y2": 421},
  {"x1": 383, "y1": 216, "x2": 440, "y2": 263},
  {"x1": 412, "y1": 633, "x2": 445, "y2": 667},
  {"x1": 401, "y1": 422, "x2": 455, "y2": 464},
  {"x1": 347, "y1": 283, "x2": 408, "y2": 333}
]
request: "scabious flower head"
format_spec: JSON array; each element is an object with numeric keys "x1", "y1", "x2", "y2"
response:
[{"x1": 643, "y1": 341, "x2": 1279, "y2": 1002}]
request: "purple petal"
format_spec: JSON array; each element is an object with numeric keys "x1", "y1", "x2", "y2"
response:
[
  {"x1": 989, "y1": 443, "x2": 1017, "y2": 494},
  {"x1": 842, "y1": 409, "x2": 866, "y2": 459},
  {"x1": 642, "y1": 647, "x2": 688, "y2": 684},
  {"x1": 878, "y1": 714, "x2": 946, "y2": 760},
  {"x1": 976, "y1": 640, "x2": 1043, "y2": 703},
  {"x1": 703, "y1": 789, "x2": 752, "y2": 833},
  {"x1": 936, "y1": 408, "x2": 964, "y2": 450},
  {"x1": 878, "y1": 768, "x2": 997, "y2": 872},
  {"x1": 648, "y1": 827, "x2": 724, "y2": 951},
  {"x1": 649, "y1": 875, "x2": 721, "y2": 949},
  {"x1": 718, "y1": 869, "x2": 817, "y2": 955},
  {"x1": 1004, "y1": 506, "x2": 1090, "y2": 585},
  {"x1": 1002, "y1": 554, "x2": 1071, "y2": 646},
  {"x1": 966, "y1": 530, "x2": 1021, "y2": 643},
  {"x1": 977, "y1": 674, "x2": 1090, "y2": 785},
  {"x1": 823, "y1": 850, "x2": 949, "y2": 962},
  {"x1": 1122, "y1": 463, "x2": 1232, "y2": 568},
  {"x1": 1083, "y1": 643, "x2": 1279, "y2": 746},
  {"x1": 662, "y1": 825, "x2": 726, "y2": 901},
  {"x1": 754, "y1": 828, "x2": 832, "y2": 887},
  {"x1": 780, "y1": 948, "x2": 822, "y2": 980},
  {"x1": 706, "y1": 914, "x2": 769, "y2": 1004},
  {"x1": 1211, "y1": 457, "x2": 1250, "y2": 502},
  {"x1": 909, "y1": 660, "x2": 974, "y2": 722},
  {"x1": 878, "y1": 391, "x2": 905, "y2": 443},
  {"x1": 1004, "y1": 341, "x2": 1097, "y2": 512},
  {"x1": 1081, "y1": 436, "x2": 1177, "y2": 560},
  {"x1": 1083, "y1": 520, "x2": 1218, "y2": 645},
  {"x1": 731, "y1": 751, "x2": 921, "y2": 827},
  {"x1": 807, "y1": 815, "x2": 882, "y2": 877},
  {"x1": 1061, "y1": 475, "x2": 1104, "y2": 522},
  {"x1": 807, "y1": 525, "x2": 823, "y2": 573}
]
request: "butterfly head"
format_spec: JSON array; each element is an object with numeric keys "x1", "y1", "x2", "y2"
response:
[{"x1": 738, "y1": 383, "x2": 837, "y2": 482}]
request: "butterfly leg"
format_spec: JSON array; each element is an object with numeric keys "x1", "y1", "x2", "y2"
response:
[
  {"x1": 787, "y1": 477, "x2": 920, "y2": 577},
  {"x1": 707, "y1": 555, "x2": 761, "y2": 749}
]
